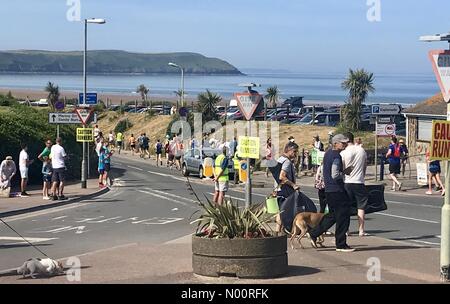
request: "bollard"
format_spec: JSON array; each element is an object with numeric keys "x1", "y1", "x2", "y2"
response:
[{"x1": 379, "y1": 155, "x2": 385, "y2": 181}]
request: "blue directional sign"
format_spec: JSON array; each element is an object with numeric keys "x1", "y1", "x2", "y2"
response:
[{"x1": 78, "y1": 93, "x2": 98, "y2": 105}]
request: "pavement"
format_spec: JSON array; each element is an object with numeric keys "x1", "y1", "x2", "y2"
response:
[{"x1": 0, "y1": 150, "x2": 446, "y2": 284}]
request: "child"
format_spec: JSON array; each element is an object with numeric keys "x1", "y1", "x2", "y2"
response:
[
  {"x1": 98, "y1": 147, "x2": 106, "y2": 188},
  {"x1": 42, "y1": 157, "x2": 53, "y2": 200}
]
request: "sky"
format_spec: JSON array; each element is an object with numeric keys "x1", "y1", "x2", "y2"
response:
[{"x1": 0, "y1": 0, "x2": 449, "y2": 74}]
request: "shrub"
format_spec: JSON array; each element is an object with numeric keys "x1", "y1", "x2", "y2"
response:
[{"x1": 114, "y1": 118, "x2": 132, "y2": 134}]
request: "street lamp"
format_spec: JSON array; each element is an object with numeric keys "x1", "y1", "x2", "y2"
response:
[
  {"x1": 168, "y1": 62, "x2": 185, "y2": 107},
  {"x1": 420, "y1": 31, "x2": 450, "y2": 282},
  {"x1": 81, "y1": 18, "x2": 106, "y2": 189}
]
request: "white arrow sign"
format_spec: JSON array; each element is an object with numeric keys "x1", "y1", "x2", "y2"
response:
[
  {"x1": 429, "y1": 50, "x2": 450, "y2": 102},
  {"x1": 49, "y1": 112, "x2": 97, "y2": 124}
]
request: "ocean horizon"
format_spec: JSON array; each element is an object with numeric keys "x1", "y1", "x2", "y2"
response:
[{"x1": 0, "y1": 71, "x2": 440, "y2": 105}]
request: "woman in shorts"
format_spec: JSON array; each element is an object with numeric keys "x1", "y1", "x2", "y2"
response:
[{"x1": 426, "y1": 153, "x2": 445, "y2": 195}]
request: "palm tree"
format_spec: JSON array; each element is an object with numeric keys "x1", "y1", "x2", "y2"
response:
[
  {"x1": 136, "y1": 84, "x2": 149, "y2": 106},
  {"x1": 197, "y1": 89, "x2": 221, "y2": 122},
  {"x1": 45, "y1": 81, "x2": 60, "y2": 110},
  {"x1": 173, "y1": 89, "x2": 184, "y2": 107},
  {"x1": 341, "y1": 69, "x2": 375, "y2": 130},
  {"x1": 265, "y1": 86, "x2": 279, "y2": 108}
]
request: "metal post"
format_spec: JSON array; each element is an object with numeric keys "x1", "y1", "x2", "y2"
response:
[
  {"x1": 375, "y1": 119, "x2": 378, "y2": 182},
  {"x1": 81, "y1": 19, "x2": 87, "y2": 189},
  {"x1": 441, "y1": 103, "x2": 450, "y2": 281},
  {"x1": 181, "y1": 68, "x2": 185, "y2": 107},
  {"x1": 57, "y1": 124, "x2": 60, "y2": 139},
  {"x1": 245, "y1": 120, "x2": 252, "y2": 207}
]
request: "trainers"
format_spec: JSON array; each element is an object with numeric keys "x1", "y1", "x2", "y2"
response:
[
  {"x1": 51, "y1": 195, "x2": 58, "y2": 201},
  {"x1": 426, "y1": 191, "x2": 433, "y2": 195},
  {"x1": 20, "y1": 191, "x2": 30, "y2": 197},
  {"x1": 398, "y1": 182, "x2": 402, "y2": 191},
  {"x1": 336, "y1": 245, "x2": 355, "y2": 252},
  {"x1": 58, "y1": 195, "x2": 68, "y2": 200},
  {"x1": 43, "y1": 196, "x2": 50, "y2": 200}
]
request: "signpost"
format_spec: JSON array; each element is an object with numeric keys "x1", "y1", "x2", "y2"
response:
[
  {"x1": 235, "y1": 85, "x2": 263, "y2": 207},
  {"x1": 74, "y1": 108, "x2": 93, "y2": 125},
  {"x1": 48, "y1": 112, "x2": 97, "y2": 124},
  {"x1": 429, "y1": 50, "x2": 450, "y2": 102},
  {"x1": 78, "y1": 92, "x2": 98, "y2": 105}
]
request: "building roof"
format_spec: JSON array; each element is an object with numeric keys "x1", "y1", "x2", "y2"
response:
[{"x1": 403, "y1": 93, "x2": 447, "y2": 117}]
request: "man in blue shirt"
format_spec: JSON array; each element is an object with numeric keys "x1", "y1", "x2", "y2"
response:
[
  {"x1": 386, "y1": 136, "x2": 404, "y2": 191},
  {"x1": 308, "y1": 134, "x2": 355, "y2": 252}
]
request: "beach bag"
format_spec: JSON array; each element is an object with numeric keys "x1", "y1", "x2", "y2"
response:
[
  {"x1": 0, "y1": 186, "x2": 11, "y2": 198},
  {"x1": 350, "y1": 184, "x2": 387, "y2": 216},
  {"x1": 265, "y1": 196, "x2": 279, "y2": 214}
]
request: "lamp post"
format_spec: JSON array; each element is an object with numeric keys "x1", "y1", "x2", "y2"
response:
[
  {"x1": 420, "y1": 31, "x2": 450, "y2": 282},
  {"x1": 81, "y1": 18, "x2": 106, "y2": 189},
  {"x1": 168, "y1": 62, "x2": 185, "y2": 107}
]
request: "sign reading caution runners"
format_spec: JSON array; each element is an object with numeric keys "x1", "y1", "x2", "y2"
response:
[
  {"x1": 234, "y1": 93, "x2": 263, "y2": 121},
  {"x1": 238, "y1": 136, "x2": 260, "y2": 159},
  {"x1": 429, "y1": 50, "x2": 450, "y2": 102},
  {"x1": 76, "y1": 128, "x2": 94, "y2": 142},
  {"x1": 431, "y1": 120, "x2": 450, "y2": 160}
]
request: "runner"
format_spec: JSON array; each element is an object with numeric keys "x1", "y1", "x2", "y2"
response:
[
  {"x1": 108, "y1": 131, "x2": 115, "y2": 149},
  {"x1": 141, "y1": 133, "x2": 150, "y2": 159},
  {"x1": 385, "y1": 136, "x2": 404, "y2": 191},
  {"x1": 98, "y1": 146, "x2": 107, "y2": 188},
  {"x1": 174, "y1": 135, "x2": 183, "y2": 170},
  {"x1": 116, "y1": 131, "x2": 123, "y2": 154},
  {"x1": 129, "y1": 133, "x2": 136, "y2": 155},
  {"x1": 155, "y1": 139, "x2": 163, "y2": 166},
  {"x1": 103, "y1": 142, "x2": 113, "y2": 186}
]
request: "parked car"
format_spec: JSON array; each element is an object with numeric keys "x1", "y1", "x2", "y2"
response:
[
  {"x1": 292, "y1": 112, "x2": 341, "y2": 126},
  {"x1": 182, "y1": 148, "x2": 235, "y2": 179}
]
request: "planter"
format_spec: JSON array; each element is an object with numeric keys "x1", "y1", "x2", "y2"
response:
[{"x1": 192, "y1": 234, "x2": 288, "y2": 279}]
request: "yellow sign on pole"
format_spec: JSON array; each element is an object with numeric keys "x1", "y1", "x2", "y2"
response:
[
  {"x1": 76, "y1": 128, "x2": 94, "y2": 142},
  {"x1": 431, "y1": 120, "x2": 450, "y2": 160},
  {"x1": 238, "y1": 136, "x2": 260, "y2": 159}
]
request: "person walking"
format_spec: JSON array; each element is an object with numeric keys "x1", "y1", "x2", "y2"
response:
[
  {"x1": 386, "y1": 136, "x2": 404, "y2": 191},
  {"x1": 155, "y1": 139, "x2": 163, "y2": 167},
  {"x1": 399, "y1": 139, "x2": 409, "y2": 177},
  {"x1": 93, "y1": 125, "x2": 101, "y2": 141},
  {"x1": 38, "y1": 139, "x2": 52, "y2": 200},
  {"x1": 308, "y1": 134, "x2": 355, "y2": 252},
  {"x1": 19, "y1": 143, "x2": 34, "y2": 197},
  {"x1": 108, "y1": 131, "x2": 115, "y2": 149},
  {"x1": 264, "y1": 137, "x2": 273, "y2": 178},
  {"x1": 141, "y1": 133, "x2": 150, "y2": 159},
  {"x1": 341, "y1": 132, "x2": 369, "y2": 237},
  {"x1": 0, "y1": 156, "x2": 16, "y2": 197},
  {"x1": 98, "y1": 146, "x2": 107, "y2": 188},
  {"x1": 426, "y1": 151, "x2": 445, "y2": 196},
  {"x1": 313, "y1": 135, "x2": 324, "y2": 151},
  {"x1": 213, "y1": 146, "x2": 230, "y2": 205},
  {"x1": 116, "y1": 131, "x2": 123, "y2": 154},
  {"x1": 103, "y1": 142, "x2": 113, "y2": 186},
  {"x1": 50, "y1": 137, "x2": 67, "y2": 200},
  {"x1": 315, "y1": 162, "x2": 326, "y2": 213}
]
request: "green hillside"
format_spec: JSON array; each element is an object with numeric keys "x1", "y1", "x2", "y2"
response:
[{"x1": 0, "y1": 50, "x2": 243, "y2": 75}]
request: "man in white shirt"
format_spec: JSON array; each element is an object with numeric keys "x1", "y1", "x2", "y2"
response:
[
  {"x1": 50, "y1": 137, "x2": 67, "y2": 200},
  {"x1": 340, "y1": 132, "x2": 369, "y2": 237},
  {"x1": 19, "y1": 143, "x2": 34, "y2": 197}
]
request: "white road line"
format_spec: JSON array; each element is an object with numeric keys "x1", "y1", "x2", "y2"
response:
[
  {"x1": 52, "y1": 216, "x2": 68, "y2": 220},
  {"x1": 90, "y1": 216, "x2": 122, "y2": 223},
  {"x1": 3, "y1": 203, "x2": 93, "y2": 222},
  {"x1": 374, "y1": 212, "x2": 439, "y2": 224},
  {"x1": 384, "y1": 200, "x2": 441, "y2": 209},
  {"x1": 137, "y1": 190, "x2": 190, "y2": 207},
  {"x1": 0, "y1": 236, "x2": 58, "y2": 244},
  {"x1": 115, "y1": 217, "x2": 139, "y2": 223},
  {"x1": 148, "y1": 188, "x2": 198, "y2": 204},
  {"x1": 147, "y1": 170, "x2": 185, "y2": 181},
  {"x1": 127, "y1": 165, "x2": 143, "y2": 171}
]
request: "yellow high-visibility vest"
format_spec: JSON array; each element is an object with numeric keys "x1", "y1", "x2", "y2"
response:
[
  {"x1": 214, "y1": 154, "x2": 229, "y2": 182},
  {"x1": 233, "y1": 151, "x2": 240, "y2": 170}
]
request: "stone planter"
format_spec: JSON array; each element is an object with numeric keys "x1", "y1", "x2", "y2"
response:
[{"x1": 192, "y1": 234, "x2": 288, "y2": 279}]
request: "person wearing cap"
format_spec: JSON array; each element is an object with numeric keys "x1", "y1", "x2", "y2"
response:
[
  {"x1": 308, "y1": 134, "x2": 355, "y2": 252},
  {"x1": 399, "y1": 139, "x2": 409, "y2": 177},
  {"x1": 0, "y1": 156, "x2": 16, "y2": 197},
  {"x1": 213, "y1": 146, "x2": 230, "y2": 205}
]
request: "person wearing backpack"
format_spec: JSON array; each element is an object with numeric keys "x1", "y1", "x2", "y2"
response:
[
  {"x1": 155, "y1": 139, "x2": 163, "y2": 167},
  {"x1": 386, "y1": 136, "x2": 404, "y2": 191}
]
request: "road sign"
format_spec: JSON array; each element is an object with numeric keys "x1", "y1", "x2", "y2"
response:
[
  {"x1": 234, "y1": 93, "x2": 263, "y2": 121},
  {"x1": 376, "y1": 123, "x2": 396, "y2": 136},
  {"x1": 74, "y1": 108, "x2": 93, "y2": 125},
  {"x1": 377, "y1": 116, "x2": 393, "y2": 124},
  {"x1": 416, "y1": 163, "x2": 428, "y2": 186},
  {"x1": 238, "y1": 136, "x2": 260, "y2": 159},
  {"x1": 429, "y1": 50, "x2": 450, "y2": 102},
  {"x1": 78, "y1": 92, "x2": 98, "y2": 105},
  {"x1": 55, "y1": 101, "x2": 65, "y2": 111},
  {"x1": 48, "y1": 112, "x2": 97, "y2": 124},
  {"x1": 371, "y1": 104, "x2": 402, "y2": 115},
  {"x1": 76, "y1": 128, "x2": 94, "y2": 142},
  {"x1": 430, "y1": 120, "x2": 450, "y2": 160}
]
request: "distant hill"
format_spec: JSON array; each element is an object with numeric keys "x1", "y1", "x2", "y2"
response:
[{"x1": 0, "y1": 50, "x2": 243, "y2": 75}]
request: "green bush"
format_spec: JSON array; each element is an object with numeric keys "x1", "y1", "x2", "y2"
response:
[
  {"x1": 114, "y1": 119, "x2": 132, "y2": 134},
  {"x1": 0, "y1": 105, "x2": 83, "y2": 185},
  {"x1": 0, "y1": 93, "x2": 17, "y2": 106}
]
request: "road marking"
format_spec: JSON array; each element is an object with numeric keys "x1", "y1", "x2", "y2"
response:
[
  {"x1": 131, "y1": 217, "x2": 158, "y2": 224},
  {"x1": 115, "y1": 217, "x2": 139, "y2": 223},
  {"x1": 148, "y1": 188, "x2": 198, "y2": 204},
  {"x1": 147, "y1": 170, "x2": 186, "y2": 181},
  {"x1": 374, "y1": 212, "x2": 439, "y2": 224},
  {"x1": 75, "y1": 216, "x2": 105, "y2": 223},
  {"x1": 52, "y1": 216, "x2": 68, "y2": 220},
  {"x1": 384, "y1": 200, "x2": 441, "y2": 209},
  {"x1": 90, "y1": 216, "x2": 122, "y2": 223},
  {"x1": 0, "y1": 236, "x2": 58, "y2": 245},
  {"x1": 172, "y1": 208, "x2": 179, "y2": 211},
  {"x1": 142, "y1": 218, "x2": 184, "y2": 225},
  {"x1": 2, "y1": 203, "x2": 94, "y2": 222},
  {"x1": 127, "y1": 165, "x2": 143, "y2": 171},
  {"x1": 137, "y1": 190, "x2": 191, "y2": 207},
  {"x1": 30, "y1": 225, "x2": 89, "y2": 234}
]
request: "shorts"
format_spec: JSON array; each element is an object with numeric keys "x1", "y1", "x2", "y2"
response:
[
  {"x1": 430, "y1": 165, "x2": 441, "y2": 174},
  {"x1": 43, "y1": 175, "x2": 52, "y2": 183},
  {"x1": 175, "y1": 155, "x2": 181, "y2": 160},
  {"x1": 52, "y1": 168, "x2": 66, "y2": 183},
  {"x1": 98, "y1": 168, "x2": 105, "y2": 175},
  {"x1": 117, "y1": 141, "x2": 122, "y2": 147},
  {"x1": 168, "y1": 154, "x2": 175, "y2": 161},
  {"x1": 344, "y1": 183, "x2": 368, "y2": 210},
  {"x1": 156, "y1": 152, "x2": 162, "y2": 156},
  {"x1": 20, "y1": 168, "x2": 28, "y2": 179},
  {"x1": 214, "y1": 180, "x2": 229, "y2": 192},
  {"x1": 105, "y1": 163, "x2": 111, "y2": 172},
  {"x1": 389, "y1": 163, "x2": 401, "y2": 175},
  {"x1": 131, "y1": 144, "x2": 136, "y2": 149}
]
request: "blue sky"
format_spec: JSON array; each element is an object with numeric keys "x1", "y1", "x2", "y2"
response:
[{"x1": 1, "y1": 0, "x2": 449, "y2": 74}]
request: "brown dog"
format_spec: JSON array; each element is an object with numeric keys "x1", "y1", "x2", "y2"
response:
[{"x1": 289, "y1": 212, "x2": 326, "y2": 249}]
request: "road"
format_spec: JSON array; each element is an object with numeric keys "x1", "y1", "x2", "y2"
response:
[{"x1": 0, "y1": 154, "x2": 444, "y2": 271}]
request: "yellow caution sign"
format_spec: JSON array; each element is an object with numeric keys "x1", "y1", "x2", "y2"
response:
[
  {"x1": 238, "y1": 136, "x2": 260, "y2": 159},
  {"x1": 76, "y1": 128, "x2": 94, "y2": 142}
]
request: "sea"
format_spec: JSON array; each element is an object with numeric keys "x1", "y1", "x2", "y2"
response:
[{"x1": 0, "y1": 71, "x2": 440, "y2": 105}]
